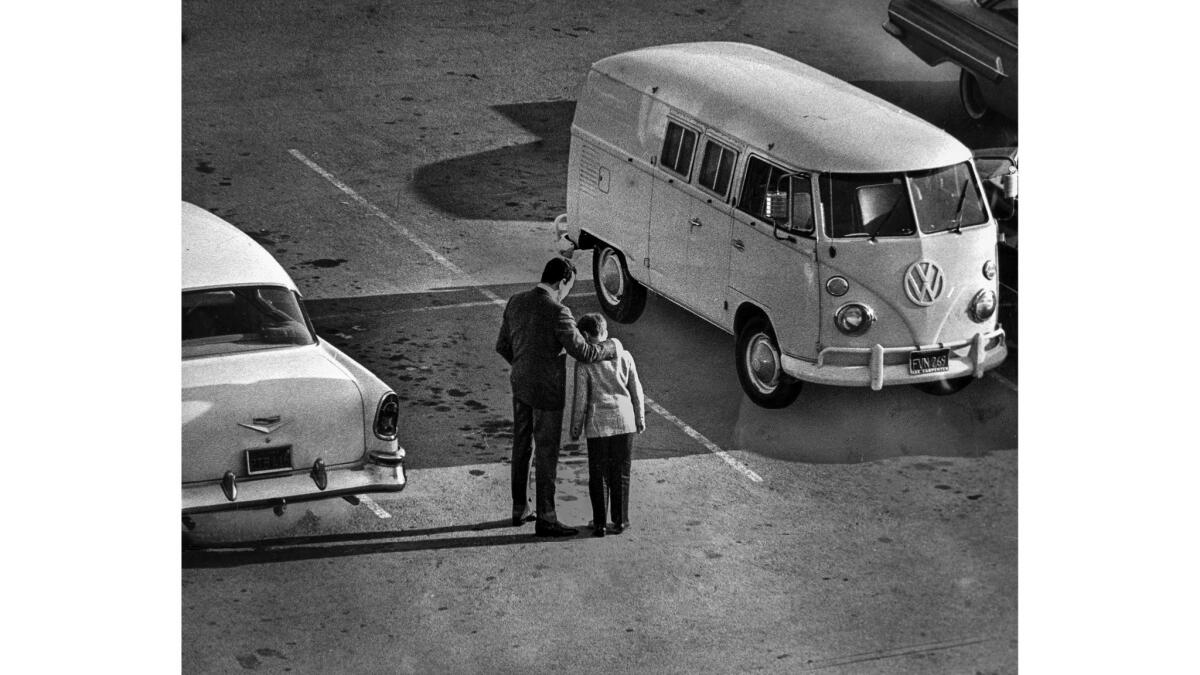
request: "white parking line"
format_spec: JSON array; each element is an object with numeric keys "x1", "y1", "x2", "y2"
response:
[
  {"x1": 292, "y1": 148, "x2": 762, "y2": 484},
  {"x1": 288, "y1": 148, "x2": 504, "y2": 305},
  {"x1": 358, "y1": 495, "x2": 392, "y2": 519},
  {"x1": 313, "y1": 300, "x2": 501, "y2": 323},
  {"x1": 646, "y1": 398, "x2": 763, "y2": 483}
]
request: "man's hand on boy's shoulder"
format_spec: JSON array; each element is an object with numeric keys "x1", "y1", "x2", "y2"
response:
[{"x1": 597, "y1": 338, "x2": 618, "y2": 360}]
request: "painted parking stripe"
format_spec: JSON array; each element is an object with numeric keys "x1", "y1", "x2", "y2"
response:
[
  {"x1": 357, "y1": 495, "x2": 392, "y2": 519},
  {"x1": 288, "y1": 148, "x2": 504, "y2": 306},
  {"x1": 646, "y1": 398, "x2": 763, "y2": 482},
  {"x1": 313, "y1": 300, "x2": 501, "y2": 323},
  {"x1": 292, "y1": 148, "x2": 762, "y2": 483}
]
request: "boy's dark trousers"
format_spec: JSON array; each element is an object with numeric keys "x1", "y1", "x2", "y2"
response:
[{"x1": 586, "y1": 433, "x2": 633, "y2": 527}]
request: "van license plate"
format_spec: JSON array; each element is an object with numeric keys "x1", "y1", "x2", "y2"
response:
[
  {"x1": 909, "y1": 349, "x2": 949, "y2": 375},
  {"x1": 246, "y1": 445, "x2": 293, "y2": 475}
]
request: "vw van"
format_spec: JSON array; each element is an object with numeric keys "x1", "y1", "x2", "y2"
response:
[{"x1": 555, "y1": 42, "x2": 1007, "y2": 408}]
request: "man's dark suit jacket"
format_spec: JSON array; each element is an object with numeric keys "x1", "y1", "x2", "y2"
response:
[{"x1": 496, "y1": 286, "x2": 615, "y2": 410}]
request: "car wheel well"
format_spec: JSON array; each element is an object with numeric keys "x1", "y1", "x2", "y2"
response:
[
  {"x1": 578, "y1": 230, "x2": 600, "y2": 251},
  {"x1": 959, "y1": 69, "x2": 991, "y2": 121},
  {"x1": 734, "y1": 303, "x2": 768, "y2": 337}
]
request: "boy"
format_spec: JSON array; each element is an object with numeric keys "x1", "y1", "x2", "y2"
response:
[{"x1": 569, "y1": 313, "x2": 645, "y2": 537}]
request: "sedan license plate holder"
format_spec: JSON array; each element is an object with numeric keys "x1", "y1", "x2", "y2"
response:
[
  {"x1": 245, "y1": 445, "x2": 293, "y2": 475},
  {"x1": 909, "y1": 348, "x2": 950, "y2": 375}
]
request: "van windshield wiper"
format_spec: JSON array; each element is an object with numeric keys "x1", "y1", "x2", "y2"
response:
[{"x1": 950, "y1": 179, "x2": 969, "y2": 234}]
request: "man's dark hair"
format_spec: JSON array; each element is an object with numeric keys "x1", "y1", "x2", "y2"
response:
[
  {"x1": 540, "y1": 257, "x2": 576, "y2": 285},
  {"x1": 577, "y1": 312, "x2": 606, "y2": 339}
]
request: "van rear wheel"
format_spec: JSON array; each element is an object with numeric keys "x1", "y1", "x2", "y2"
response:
[
  {"x1": 913, "y1": 375, "x2": 973, "y2": 396},
  {"x1": 736, "y1": 316, "x2": 801, "y2": 408},
  {"x1": 593, "y1": 244, "x2": 646, "y2": 324}
]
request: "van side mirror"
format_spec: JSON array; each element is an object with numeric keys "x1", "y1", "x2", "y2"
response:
[
  {"x1": 763, "y1": 191, "x2": 789, "y2": 221},
  {"x1": 973, "y1": 152, "x2": 1018, "y2": 220},
  {"x1": 999, "y1": 169, "x2": 1018, "y2": 200},
  {"x1": 983, "y1": 166, "x2": 1018, "y2": 221}
]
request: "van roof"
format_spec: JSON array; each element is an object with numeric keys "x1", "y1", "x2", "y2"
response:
[
  {"x1": 181, "y1": 202, "x2": 298, "y2": 292},
  {"x1": 591, "y1": 42, "x2": 969, "y2": 173}
]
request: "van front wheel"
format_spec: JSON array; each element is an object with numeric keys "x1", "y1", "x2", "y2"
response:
[
  {"x1": 593, "y1": 245, "x2": 647, "y2": 324},
  {"x1": 736, "y1": 316, "x2": 802, "y2": 408}
]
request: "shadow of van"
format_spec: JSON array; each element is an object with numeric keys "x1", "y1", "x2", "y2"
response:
[{"x1": 412, "y1": 100, "x2": 576, "y2": 222}]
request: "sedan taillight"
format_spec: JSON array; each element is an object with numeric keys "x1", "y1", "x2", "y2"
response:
[{"x1": 374, "y1": 392, "x2": 400, "y2": 440}]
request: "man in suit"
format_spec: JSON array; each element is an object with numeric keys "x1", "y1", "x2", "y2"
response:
[{"x1": 496, "y1": 257, "x2": 617, "y2": 537}]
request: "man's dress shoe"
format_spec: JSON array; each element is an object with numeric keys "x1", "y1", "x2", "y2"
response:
[{"x1": 534, "y1": 521, "x2": 578, "y2": 537}]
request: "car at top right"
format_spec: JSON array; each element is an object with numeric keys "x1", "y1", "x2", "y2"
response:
[{"x1": 883, "y1": 0, "x2": 1018, "y2": 122}]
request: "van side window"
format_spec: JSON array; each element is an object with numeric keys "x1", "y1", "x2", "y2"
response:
[
  {"x1": 737, "y1": 157, "x2": 814, "y2": 236},
  {"x1": 697, "y1": 140, "x2": 737, "y2": 197},
  {"x1": 660, "y1": 121, "x2": 697, "y2": 178}
]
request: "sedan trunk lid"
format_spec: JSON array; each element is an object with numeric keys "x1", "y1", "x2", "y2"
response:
[{"x1": 181, "y1": 345, "x2": 366, "y2": 483}]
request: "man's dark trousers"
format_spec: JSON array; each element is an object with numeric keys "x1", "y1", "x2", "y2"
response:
[{"x1": 512, "y1": 399, "x2": 563, "y2": 523}]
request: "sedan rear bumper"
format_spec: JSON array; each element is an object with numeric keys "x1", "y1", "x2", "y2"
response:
[{"x1": 181, "y1": 460, "x2": 406, "y2": 515}]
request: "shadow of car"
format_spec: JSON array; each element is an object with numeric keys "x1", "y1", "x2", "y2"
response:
[
  {"x1": 181, "y1": 202, "x2": 408, "y2": 528},
  {"x1": 883, "y1": 0, "x2": 1017, "y2": 122}
]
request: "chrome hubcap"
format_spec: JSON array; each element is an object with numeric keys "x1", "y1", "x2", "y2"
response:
[
  {"x1": 746, "y1": 333, "x2": 781, "y2": 393},
  {"x1": 598, "y1": 250, "x2": 625, "y2": 305}
]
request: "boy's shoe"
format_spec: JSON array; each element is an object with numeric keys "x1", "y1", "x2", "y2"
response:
[{"x1": 591, "y1": 524, "x2": 606, "y2": 538}]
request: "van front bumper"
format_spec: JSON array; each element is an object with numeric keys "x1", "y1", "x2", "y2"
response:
[
  {"x1": 781, "y1": 328, "x2": 1007, "y2": 390},
  {"x1": 181, "y1": 457, "x2": 406, "y2": 516}
]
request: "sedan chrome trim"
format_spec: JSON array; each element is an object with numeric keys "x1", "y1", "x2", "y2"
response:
[{"x1": 238, "y1": 416, "x2": 288, "y2": 434}]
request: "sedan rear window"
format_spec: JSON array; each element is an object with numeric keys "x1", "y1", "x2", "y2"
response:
[{"x1": 182, "y1": 286, "x2": 315, "y2": 358}]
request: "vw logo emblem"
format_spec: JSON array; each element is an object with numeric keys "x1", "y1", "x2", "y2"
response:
[{"x1": 904, "y1": 261, "x2": 945, "y2": 306}]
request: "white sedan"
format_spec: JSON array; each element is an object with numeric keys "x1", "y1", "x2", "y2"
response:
[{"x1": 181, "y1": 202, "x2": 406, "y2": 526}]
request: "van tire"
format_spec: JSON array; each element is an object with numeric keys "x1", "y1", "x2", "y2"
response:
[
  {"x1": 959, "y1": 70, "x2": 991, "y2": 121},
  {"x1": 913, "y1": 375, "x2": 973, "y2": 396},
  {"x1": 736, "y1": 315, "x2": 802, "y2": 408},
  {"x1": 593, "y1": 244, "x2": 647, "y2": 324}
]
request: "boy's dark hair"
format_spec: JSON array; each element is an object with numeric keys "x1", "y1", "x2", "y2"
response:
[
  {"x1": 540, "y1": 257, "x2": 576, "y2": 285},
  {"x1": 577, "y1": 312, "x2": 606, "y2": 339}
]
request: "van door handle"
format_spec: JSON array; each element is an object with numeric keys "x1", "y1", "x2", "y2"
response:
[
  {"x1": 732, "y1": 239, "x2": 745, "y2": 251},
  {"x1": 688, "y1": 217, "x2": 702, "y2": 228}
]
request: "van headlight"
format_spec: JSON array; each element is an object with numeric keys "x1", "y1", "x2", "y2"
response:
[
  {"x1": 374, "y1": 392, "x2": 400, "y2": 440},
  {"x1": 969, "y1": 289, "x2": 997, "y2": 323},
  {"x1": 834, "y1": 303, "x2": 875, "y2": 335},
  {"x1": 982, "y1": 260, "x2": 996, "y2": 280}
]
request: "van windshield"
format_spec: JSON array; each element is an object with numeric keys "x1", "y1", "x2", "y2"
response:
[
  {"x1": 821, "y1": 162, "x2": 986, "y2": 238},
  {"x1": 908, "y1": 162, "x2": 987, "y2": 234}
]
